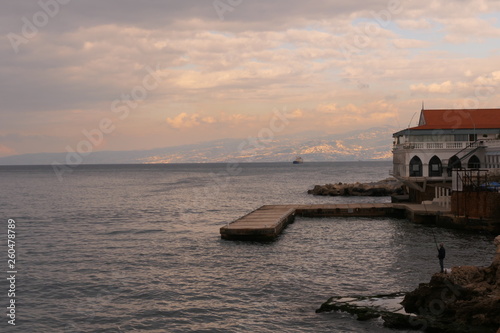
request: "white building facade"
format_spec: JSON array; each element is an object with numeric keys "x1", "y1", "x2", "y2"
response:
[{"x1": 392, "y1": 108, "x2": 500, "y2": 180}]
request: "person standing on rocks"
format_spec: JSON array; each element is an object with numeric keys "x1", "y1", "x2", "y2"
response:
[{"x1": 437, "y1": 243, "x2": 446, "y2": 273}]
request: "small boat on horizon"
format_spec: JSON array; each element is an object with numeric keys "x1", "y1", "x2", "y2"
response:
[{"x1": 293, "y1": 156, "x2": 304, "y2": 164}]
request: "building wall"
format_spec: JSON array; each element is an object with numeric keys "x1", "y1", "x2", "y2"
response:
[
  {"x1": 408, "y1": 183, "x2": 438, "y2": 203},
  {"x1": 451, "y1": 191, "x2": 500, "y2": 219},
  {"x1": 392, "y1": 150, "x2": 406, "y2": 176},
  {"x1": 392, "y1": 149, "x2": 487, "y2": 177},
  {"x1": 486, "y1": 154, "x2": 500, "y2": 169}
]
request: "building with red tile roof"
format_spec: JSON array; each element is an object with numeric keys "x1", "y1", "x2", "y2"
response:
[
  {"x1": 412, "y1": 108, "x2": 500, "y2": 130},
  {"x1": 391, "y1": 108, "x2": 500, "y2": 204}
]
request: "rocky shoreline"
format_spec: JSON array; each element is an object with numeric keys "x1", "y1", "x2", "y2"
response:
[
  {"x1": 401, "y1": 235, "x2": 500, "y2": 332},
  {"x1": 317, "y1": 236, "x2": 500, "y2": 332},
  {"x1": 308, "y1": 178, "x2": 404, "y2": 197}
]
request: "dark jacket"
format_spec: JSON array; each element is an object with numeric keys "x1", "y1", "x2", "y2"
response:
[{"x1": 438, "y1": 246, "x2": 446, "y2": 259}]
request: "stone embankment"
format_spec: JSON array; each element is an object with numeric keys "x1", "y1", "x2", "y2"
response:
[{"x1": 308, "y1": 178, "x2": 404, "y2": 197}]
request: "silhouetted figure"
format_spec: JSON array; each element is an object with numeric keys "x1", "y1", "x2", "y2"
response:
[{"x1": 437, "y1": 243, "x2": 446, "y2": 273}]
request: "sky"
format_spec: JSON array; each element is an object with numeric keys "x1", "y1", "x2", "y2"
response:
[{"x1": 1, "y1": 0, "x2": 500, "y2": 157}]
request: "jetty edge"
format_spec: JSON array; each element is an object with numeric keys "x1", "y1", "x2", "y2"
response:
[
  {"x1": 221, "y1": 200, "x2": 500, "y2": 241},
  {"x1": 220, "y1": 203, "x2": 398, "y2": 241},
  {"x1": 220, "y1": 205, "x2": 296, "y2": 241}
]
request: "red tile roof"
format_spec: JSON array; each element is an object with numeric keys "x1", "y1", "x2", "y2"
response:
[{"x1": 410, "y1": 109, "x2": 500, "y2": 130}]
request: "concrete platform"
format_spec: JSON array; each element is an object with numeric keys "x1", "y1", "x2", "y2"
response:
[
  {"x1": 221, "y1": 203, "x2": 405, "y2": 241},
  {"x1": 220, "y1": 206, "x2": 296, "y2": 241}
]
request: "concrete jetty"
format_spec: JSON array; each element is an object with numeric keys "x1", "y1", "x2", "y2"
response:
[
  {"x1": 219, "y1": 202, "x2": 491, "y2": 241},
  {"x1": 295, "y1": 203, "x2": 395, "y2": 218},
  {"x1": 220, "y1": 205, "x2": 296, "y2": 241},
  {"x1": 221, "y1": 200, "x2": 500, "y2": 241},
  {"x1": 220, "y1": 203, "x2": 411, "y2": 241}
]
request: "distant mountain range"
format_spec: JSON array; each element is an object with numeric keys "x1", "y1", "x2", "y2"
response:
[{"x1": 0, "y1": 126, "x2": 397, "y2": 165}]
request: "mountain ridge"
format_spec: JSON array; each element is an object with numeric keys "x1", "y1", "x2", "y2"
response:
[{"x1": 0, "y1": 126, "x2": 397, "y2": 165}]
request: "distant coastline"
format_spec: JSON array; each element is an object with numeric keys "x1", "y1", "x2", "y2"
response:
[
  {"x1": 0, "y1": 126, "x2": 395, "y2": 165},
  {"x1": 0, "y1": 159, "x2": 392, "y2": 167}
]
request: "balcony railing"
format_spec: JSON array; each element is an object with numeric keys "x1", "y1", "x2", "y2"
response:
[
  {"x1": 426, "y1": 142, "x2": 444, "y2": 149},
  {"x1": 394, "y1": 139, "x2": 497, "y2": 150},
  {"x1": 487, "y1": 140, "x2": 500, "y2": 147},
  {"x1": 446, "y1": 142, "x2": 463, "y2": 149}
]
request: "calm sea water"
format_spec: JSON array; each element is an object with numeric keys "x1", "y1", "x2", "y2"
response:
[{"x1": 0, "y1": 162, "x2": 496, "y2": 332}]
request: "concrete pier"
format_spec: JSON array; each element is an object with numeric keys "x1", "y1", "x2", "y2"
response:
[
  {"x1": 220, "y1": 205, "x2": 296, "y2": 241},
  {"x1": 219, "y1": 202, "x2": 481, "y2": 241},
  {"x1": 221, "y1": 203, "x2": 408, "y2": 241},
  {"x1": 295, "y1": 203, "x2": 395, "y2": 218}
]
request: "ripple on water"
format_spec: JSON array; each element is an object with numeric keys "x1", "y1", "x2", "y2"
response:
[{"x1": 1, "y1": 163, "x2": 495, "y2": 332}]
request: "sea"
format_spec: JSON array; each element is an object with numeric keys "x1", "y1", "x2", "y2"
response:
[{"x1": 0, "y1": 161, "x2": 496, "y2": 333}]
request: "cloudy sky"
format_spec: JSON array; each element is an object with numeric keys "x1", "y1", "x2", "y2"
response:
[{"x1": 1, "y1": 0, "x2": 500, "y2": 157}]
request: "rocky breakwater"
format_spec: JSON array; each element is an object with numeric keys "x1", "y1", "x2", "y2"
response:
[
  {"x1": 402, "y1": 235, "x2": 500, "y2": 333},
  {"x1": 308, "y1": 178, "x2": 404, "y2": 197}
]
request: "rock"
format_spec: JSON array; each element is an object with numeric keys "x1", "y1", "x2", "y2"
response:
[
  {"x1": 380, "y1": 312, "x2": 418, "y2": 330},
  {"x1": 316, "y1": 293, "x2": 407, "y2": 323},
  {"x1": 308, "y1": 178, "x2": 403, "y2": 197},
  {"x1": 402, "y1": 236, "x2": 500, "y2": 332},
  {"x1": 317, "y1": 236, "x2": 500, "y2": 332},
  {"x1": 494, "y1": 236, "x2": 500, "y2": 266}
]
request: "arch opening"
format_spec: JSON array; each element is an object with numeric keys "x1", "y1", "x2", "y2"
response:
[
  {"x1": 409, "y1": 156, "x2": 423, "y2": 177},
  {"x1": 429, "y1": 155, "x2": 442, "y2": 177}
]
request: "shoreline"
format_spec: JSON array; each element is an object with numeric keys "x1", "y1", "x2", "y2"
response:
[
  {"x1": 222, "y1": 202, "x2": 500, "y2": 241},
  {"x1": 307, "y1": 178, "x2": 500, "y2": 234},
  {"x1": 317, "y1": 236, "x2": 500, "y2": 333}
]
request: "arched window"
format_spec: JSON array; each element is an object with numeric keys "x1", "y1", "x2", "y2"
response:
[
  {"x1": 409, "y1": 156, "x2": 423, "y2": 177},
  {"x1": 428, "y1": 155, "x2": 442, "y2": 177},
  {"x1": 447, "y1": 155, "x2": 461, "y2": 176},
  {"x1": 467, "y1": 155, "x2": 480, "y2": 169}
]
